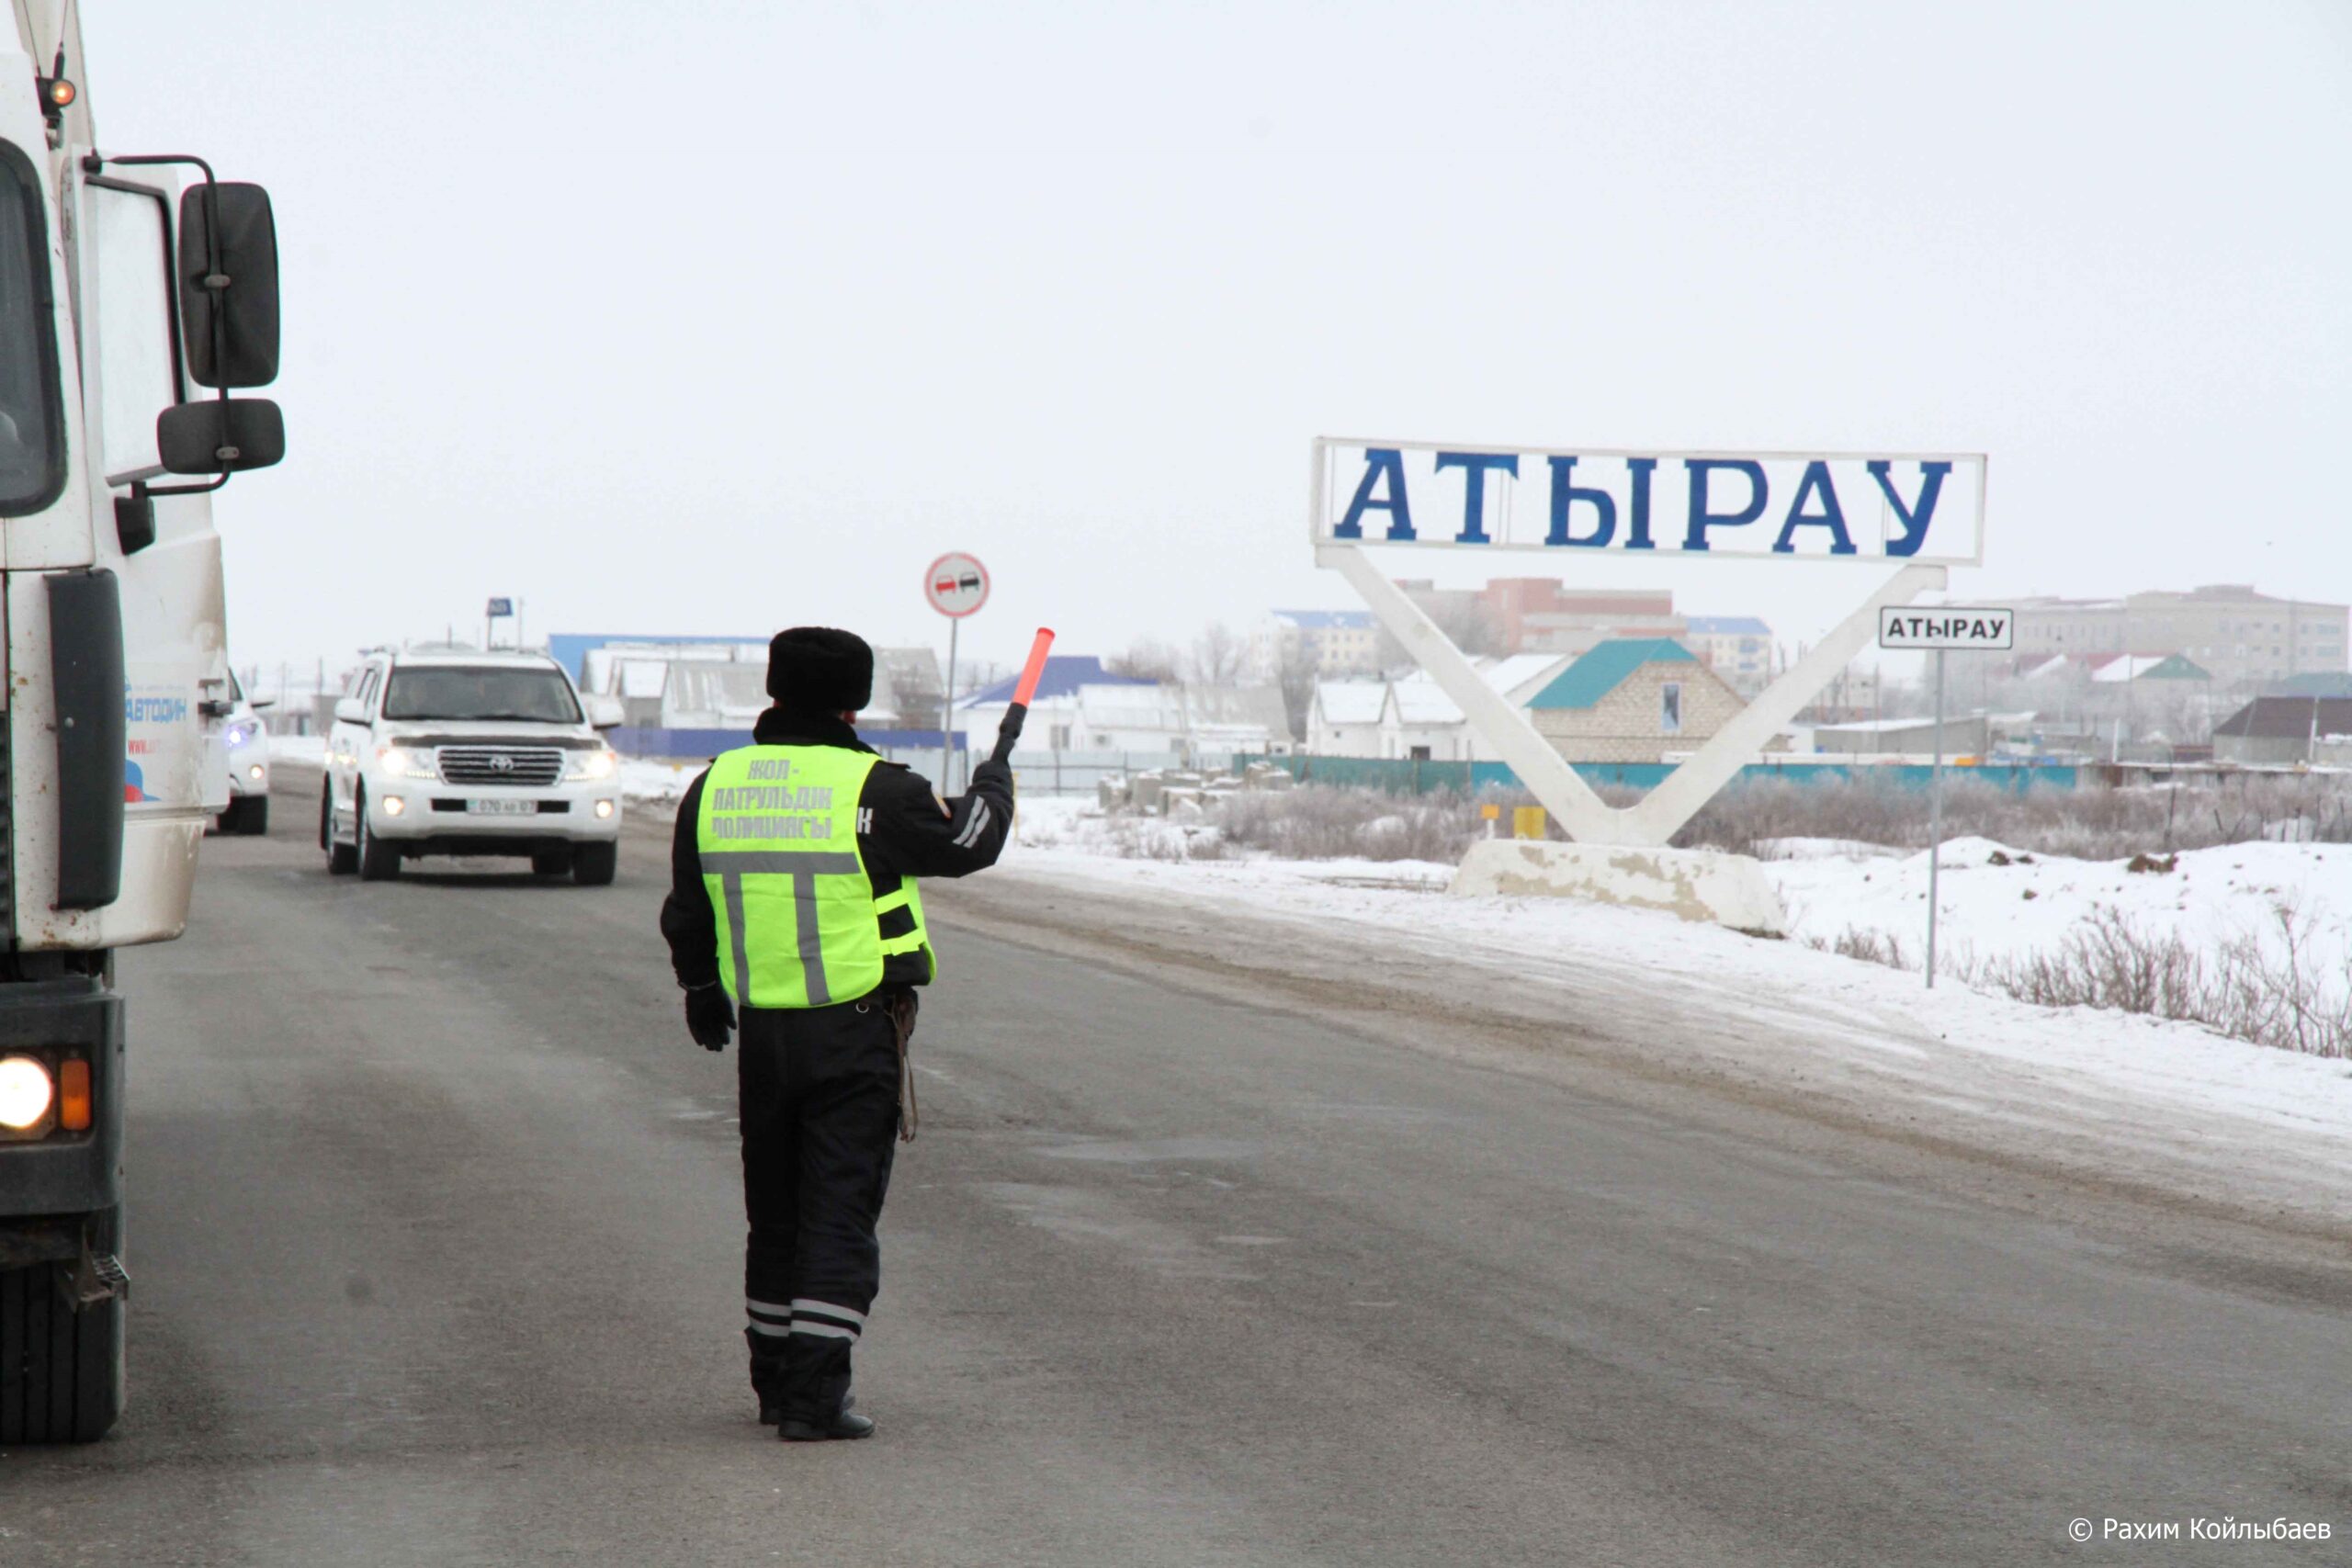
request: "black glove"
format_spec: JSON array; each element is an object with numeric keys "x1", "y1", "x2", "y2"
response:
[
  {"x1": 970, "y1": 758, "x2": 1013, "y2": 796},
  {"x1": 684, "y1": 983, "x2": 735, "y2": 1051}
]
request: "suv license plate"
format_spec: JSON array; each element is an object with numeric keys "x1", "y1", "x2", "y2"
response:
[{"x1": 467, "y1": 798, "x2": 537, "y2": 817}]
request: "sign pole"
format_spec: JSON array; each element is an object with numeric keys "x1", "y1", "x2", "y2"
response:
[
  {"x1": 1927, "y1": 647, "x2": 1946, "y2": 990},
  {"x1": 941, "y1": 616, "x2": 959, "y2": 794}
]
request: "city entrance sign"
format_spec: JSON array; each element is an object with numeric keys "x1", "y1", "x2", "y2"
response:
[
  {"x1": 1313, "y1": 440, "x2": 1986, "y2": 567},
  {"x1": 1312, "y1": 436, "x2": 1988, "y2": 931}
]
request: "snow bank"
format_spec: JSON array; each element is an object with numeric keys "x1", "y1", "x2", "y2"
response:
[
  {"x1": 1773, "y1": 837, "x2": 2352, "y2": 981},
  {"x1": 994, "y1": 805, "x2": 2352, "y2": 1145}
]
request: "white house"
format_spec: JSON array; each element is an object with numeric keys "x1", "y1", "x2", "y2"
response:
[
  {"x1": 1309, "y1": 655, "x2": 1576, "y2": 760},
  {"x1": 1306, "y1": 681, "x2": 1386, "y2": 755}
]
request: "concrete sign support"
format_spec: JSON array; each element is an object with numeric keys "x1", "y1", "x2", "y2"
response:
[
  {"x1": 925, "y1": 552, "x2": 989, "y2": 794},
  {"x1": 1311, "y1": 438, "x2": 1987, "y2": 933},
  {"x1": 1877, "y1": 605, "x2": 2013, "y2": 987}
]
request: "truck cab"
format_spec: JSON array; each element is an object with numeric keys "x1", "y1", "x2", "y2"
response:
[{"x1": 0, "y1": 2, "x2": 286, "y2": 1442}]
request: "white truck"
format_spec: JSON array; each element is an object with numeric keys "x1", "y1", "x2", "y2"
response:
[{"x1": 0, "y1": 2, "x2": 285, "y2": 1441}]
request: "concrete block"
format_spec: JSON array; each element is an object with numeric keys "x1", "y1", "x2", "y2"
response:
[
  {"x1": 1159, "y1": 787, "x2": 1206, "y2": 818},
  {"x1": 1131, "y1": 773, "x2": 1166, "y2": 811},
  {"x1": 1258, "y1": 769, "x2": 1295, "y2": 792},
  {"x1": 1098, "y1": 777, "x2": 1129, "y2": 811},
  {"x1": 1163, "y1": 771, "x2": 1205, "y2": 789},
  {"x1": 1448, "y1": 840, "x2": 1788, "y2": 937}
]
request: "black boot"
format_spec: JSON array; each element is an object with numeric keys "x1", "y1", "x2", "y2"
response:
[
  {"x1": 762, "y1": 1387, "x2": 853, "y2": 1427},
  {"x1": 778, "y1": 1391, "x2": 873, "y2": 1441}
]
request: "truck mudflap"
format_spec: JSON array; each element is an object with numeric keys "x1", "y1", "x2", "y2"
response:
[{"x1": 0, "y1": 977, "x2": 123, "y2": 1219}]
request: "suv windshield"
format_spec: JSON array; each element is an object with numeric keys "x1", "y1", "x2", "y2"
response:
[
  {"x1": 382, "y1": 667, "x2": 582, "y2": 724},
  {"x1": 0, "y1": 144, "x2": 64, "y2": 513}
]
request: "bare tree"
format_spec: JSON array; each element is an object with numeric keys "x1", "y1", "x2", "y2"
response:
[
  {"x1": 1105, "y1": 638, "x2": 1182, "y2": 683},
  {"x1": 1187, "y1": 621, "x2": 1249, "y2": 686},
  {"x1": 1374, "y1": 598, "x2": 1503, "y2": 671}
]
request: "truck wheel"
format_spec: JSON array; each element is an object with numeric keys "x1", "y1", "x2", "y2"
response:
[
  {"x1": 572, "y1": 842, "x2": 617, "y2": 886},
  {"x1": 0, "y1": 1210, "x2": 125, "y2": 1444},
  {"x1": 356, "y1": 792, "x2": 401, "y2": 881},
  {"x1": 323, "y1": 789, "x2": 357, "y2": 875},
  {"x1": 530, "y1": 848, "x2": 574, "y2": 877}
]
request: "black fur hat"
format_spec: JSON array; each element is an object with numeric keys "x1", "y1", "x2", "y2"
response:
[{"x1": 765, "y1": 627, "x2": 874, "y2": 716}]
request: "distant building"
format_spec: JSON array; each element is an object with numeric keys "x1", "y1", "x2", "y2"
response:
[
  {"x1": 571, "y1": 637, "x2": 943, "y2": 732},
  {"x1": 1306, "y1": 681, "x2": 1387, "y2": 756},
  {"x1": 1683, "y1": 615, "x2": 1778, "y2": 697},
  {"x1": 1251, "y1": 610, "x2": 1379, "y2": 679},
  {"x1": 2011, "y1": 586, "x2": 2347, "y2": 690},
  {"x1": 2211, "y1": 695, "x2": 2352, "y2": 767},
  {"x1": 957, "y1": 657, "x2": 1156, "y2": 750},
  {"x1": 1304, "y1": 655, "x2": 1576, "y2": 760},
  {"x1": 1475, "y1": 580, "x2": 1685, "y2": 656},
  {"x1": 1526, "y1": 638, "x2": 1762, "y2": 764},
  {"x1": 1812, "y1": 715, "x2": 1995, "y2": 757}
]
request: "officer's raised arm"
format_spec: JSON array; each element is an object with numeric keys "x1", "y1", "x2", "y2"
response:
[{"x1": 860, "y1": 758, "x2": 1014, "y2": 878}]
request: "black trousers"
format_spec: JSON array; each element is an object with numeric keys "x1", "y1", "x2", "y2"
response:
[{"x1": 737, "y1": 987, "x2": 909, "y2": 1419}]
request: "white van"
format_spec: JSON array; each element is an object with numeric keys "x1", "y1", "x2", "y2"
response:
[{"x1": 322, "y1": 649, "x2": 626, "y2": 884}]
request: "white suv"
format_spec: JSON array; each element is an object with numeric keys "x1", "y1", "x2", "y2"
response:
[{"x1": 322, "y1": 649, "x2": 626, "y2": 885}]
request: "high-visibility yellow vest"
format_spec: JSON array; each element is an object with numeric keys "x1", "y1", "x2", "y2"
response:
[{"x1": 695, "y1": 745, "x2": 933, "y2": 1008}]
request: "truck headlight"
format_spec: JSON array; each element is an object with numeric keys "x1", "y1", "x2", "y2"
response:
[
  {"x1": 377, "y1": 745, "x2": 438, "y2": 780},
  {"x1": 0, "y1": 1055, "x2": 53, "y2": 1131},
  {"x1": 565, "y1": 747, "x2": 619, "y2": 782}
]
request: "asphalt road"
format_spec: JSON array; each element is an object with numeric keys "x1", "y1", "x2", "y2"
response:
[{"x1": 4, "y1": 772, "x2": 2346, "y2": 1565}]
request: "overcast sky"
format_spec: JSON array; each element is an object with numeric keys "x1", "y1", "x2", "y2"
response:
[{"x1": 79, "y1": 0, "x2": 2352, "y2": 681}]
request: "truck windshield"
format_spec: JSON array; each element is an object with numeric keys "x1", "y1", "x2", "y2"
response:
[
  {"x1": 382, "y1": 667, "x2": 582, "y2": 724},
  {"x1": 0, "y1": 144, "x2": 64, "y2": 514}
]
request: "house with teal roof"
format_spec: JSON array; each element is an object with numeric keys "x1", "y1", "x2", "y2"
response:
[{"x1": 1525, "y1": 637, "x2": 1768, "y2": 763}]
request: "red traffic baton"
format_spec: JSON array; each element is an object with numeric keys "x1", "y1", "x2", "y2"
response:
[{"x1": 989, "y1": 628, "x2": 1056, "y2": 765}]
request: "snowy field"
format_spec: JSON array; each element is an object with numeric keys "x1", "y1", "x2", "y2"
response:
[{"x1": 1001, "y1": 797, "x2": 2352, "y2": 1145}]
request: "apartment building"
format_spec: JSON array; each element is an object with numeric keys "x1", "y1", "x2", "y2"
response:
[
  {"x1": 2012, "y1": 586, "x2": 2347, "y2": 690},
  {"x1": 1683, "y1": 615, "x2": 1778, "y2": 697},
  {"x1": 1251, "y1": 610, "x2": 1380, "y2": 678}
]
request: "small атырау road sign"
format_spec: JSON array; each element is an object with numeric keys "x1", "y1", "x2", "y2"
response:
[{"x1": 1878, "y1": 605, "x2": 2012, "y2": 650}]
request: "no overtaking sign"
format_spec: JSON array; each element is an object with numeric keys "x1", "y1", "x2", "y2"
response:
[{"x1": 1879, "y1": 606, "x2": 2013, "y2": 650}]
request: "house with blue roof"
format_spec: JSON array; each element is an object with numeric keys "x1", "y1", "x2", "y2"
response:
[
  {"x1": 1681, "y1": 615, "x2": 1780, "y2": 698},
  {"x1": 1527, "y1": 638, "x2": 1772, "y2": 763}
]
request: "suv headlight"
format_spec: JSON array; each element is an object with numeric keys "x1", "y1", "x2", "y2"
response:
[
  {"x1": 565, "y1": 746, "x2": 619, "y2": 783},
  {"x1": 377, "y1": 744, "x2": 438, "y2": 781}
]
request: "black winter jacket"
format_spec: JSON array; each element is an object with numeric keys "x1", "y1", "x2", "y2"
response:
[{"x1": 659, "y1": 709, "x2": 1013, "y2": 992}]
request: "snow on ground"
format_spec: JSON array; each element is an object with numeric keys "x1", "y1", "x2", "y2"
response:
[
  {"x1": 1770, "y1": 834, "x2": 2352, "y2": 982},
  {"x1": 999, "y1": 800, "x2": 2352, "y2": 1144}
]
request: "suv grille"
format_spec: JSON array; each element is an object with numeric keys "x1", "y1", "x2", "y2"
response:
[{"x1": 437, "y1": 747, "x2": 564, "y2": 786}]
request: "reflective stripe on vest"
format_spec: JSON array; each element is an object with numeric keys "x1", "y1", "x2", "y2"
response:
[{"x1": 695, "y1": 745, "x2": 931, "y2": 1007}]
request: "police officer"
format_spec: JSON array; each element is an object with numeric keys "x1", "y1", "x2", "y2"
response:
[{"x1": 660, "y1": 627, "x2": 1012, "y2": 1440}]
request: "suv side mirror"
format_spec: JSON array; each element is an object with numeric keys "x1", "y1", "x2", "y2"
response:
[
  {"x1": 158, "y1": 398, "x2": 285, "y2": 474},
  {"x1": 334, "y1": 696, "x2": 366, "y2": 724},
  {"x1": 583, "y1": 694, "x2": 626, "y2": 730},
  {"x1": 178, "y1": 182, "x2": 280, "y2": 388}
]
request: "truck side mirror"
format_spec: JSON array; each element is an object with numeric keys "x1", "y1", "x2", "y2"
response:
[
  {"x1": 177, "y1": 183, "x2": 279, "y2": 388},
  {"x1": 157, "y1": 398, "x2": 285, "y2": 474}
]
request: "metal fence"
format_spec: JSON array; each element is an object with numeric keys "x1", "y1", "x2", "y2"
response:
[
  {"x1": 899, "y1": 750, "x2": 1248, "y2": 798},
  {"x1": 1234, "y1": 755, "x2": 2084, "y2": 797}
]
